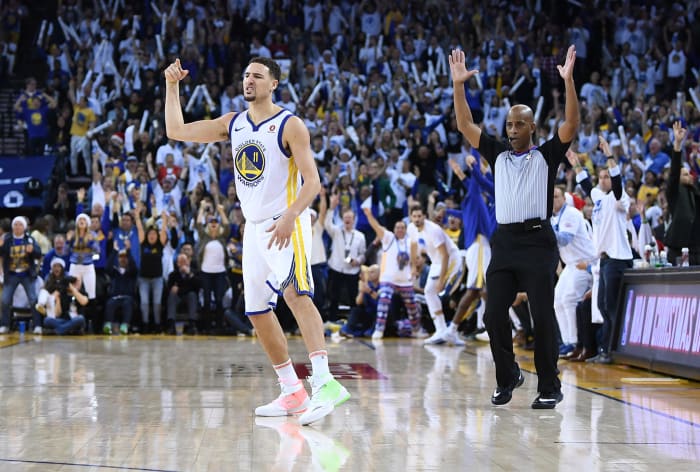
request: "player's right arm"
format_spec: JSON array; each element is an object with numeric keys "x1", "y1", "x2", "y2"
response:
[
  {"x1": 164, "y1": 59, "x2": 234, "y2": 143},
  {"x1": 362, "y1": 206, "x2": 386, "y2": 240}
]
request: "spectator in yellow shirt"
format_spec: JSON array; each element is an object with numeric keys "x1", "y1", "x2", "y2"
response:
[
  {"x1": 636, "y1": 170, "x2": 659, "y2": 205},
  {"x1": 68, "y1": 79, "x2": 96, "y2": 176},
  {"x1": 445, "y1": 210, "x2": 462, "y2": 246}
]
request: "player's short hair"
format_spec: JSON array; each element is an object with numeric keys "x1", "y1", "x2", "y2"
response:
[
  {"x1": 249, "y1": 57, "x2": 281, "y2": 81},
  {"x1": 409, "y1": 203, "x2": 424, "y2": 215}
]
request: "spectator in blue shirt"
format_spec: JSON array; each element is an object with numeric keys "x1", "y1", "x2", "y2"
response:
[
  {"x1": 41, "y1": 234, "x2": 71, "y2": 280},
  {"x1": 0, "y1": 217, "x2": 42, "y2": 334},
  {"x1": 644, "y1": 138, "x2": 670, "y2": 177},
  {"x1": 340, "y1": 264, "x2": 380, "y2": 338},
  {"x1": 13, "y1": 77, "x2": 57, "y2": 155}
]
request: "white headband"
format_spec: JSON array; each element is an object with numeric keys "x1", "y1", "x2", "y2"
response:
[
  {"x1": 76, "y1": 213, "x2": 91, "y2": 226},
  {"x1": 50, "y1": 258, "x2": 66, "y2": 268},
  {"x1": 11, "y1": 216, "x2": 27, "y2": 230}
]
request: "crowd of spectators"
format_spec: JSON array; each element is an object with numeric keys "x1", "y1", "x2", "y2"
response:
[{"x1": 2, "y1": 1, "x2": 700, "y2": 345}]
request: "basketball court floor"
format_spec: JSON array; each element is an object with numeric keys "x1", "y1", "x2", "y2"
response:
[{"x1": 0, "y1": 333, "x2": 698, "y2": 471}]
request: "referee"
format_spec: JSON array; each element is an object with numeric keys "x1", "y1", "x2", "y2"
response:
[{"x1": 449, "y1": 46, "x2": 580, "y2": 409}]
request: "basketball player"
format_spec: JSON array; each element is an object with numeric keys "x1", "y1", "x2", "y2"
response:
[
  {"x1": 444, "y1": 155, "x2": 496, "y2": 346},
  {"x1": 407, "y1": 204, "x2": 464, "y2": 344},
  {"x1": 550, "y1": 182, "x2": 596, "y2": 358},
  {"x1": 164, "y1": 57, "x2": 349, "y2": 425}
]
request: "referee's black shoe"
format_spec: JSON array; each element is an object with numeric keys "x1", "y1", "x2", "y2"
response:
[
  {"x1": 531, "y1": 391, "x2": 564, "y2": 409},
  {"x1": 491, "y1": 365, "x2": 525, "y2": 405}
]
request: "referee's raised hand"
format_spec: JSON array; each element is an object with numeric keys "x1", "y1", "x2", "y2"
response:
[
  {"x1": 449, "y1": 49, "x2": 478, "y2": 85},
  {"x1": 557, "y1": 45, "x2": 576, "y2": 81},
  {"x1": 164, "y1": 58, "x2": 189, "y2": 84}
]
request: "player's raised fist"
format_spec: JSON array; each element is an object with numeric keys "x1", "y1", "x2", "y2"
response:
[{"x1": 164, "y1": 58, "x2": 189, "y2": 84}]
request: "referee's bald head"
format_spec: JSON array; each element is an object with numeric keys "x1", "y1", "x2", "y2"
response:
[
  {"x1": 509, "y1": 104, "x2": 534, "y2": 122},
  {"x1": 506, "y1": 104, "x2": 536, "y2": 152}
]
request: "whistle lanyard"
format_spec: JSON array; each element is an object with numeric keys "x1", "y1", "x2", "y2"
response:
[
  {"x1": 395, "y1": 236, "x2": 407, "y2": 254},
  {"x1": 342, "y1": 230, "x2": 355, "y2": 254}
]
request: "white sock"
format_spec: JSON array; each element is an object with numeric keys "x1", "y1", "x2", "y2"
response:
[
  {"x1": 476, "y1": 301, "x2": 486, "y2": 329},
  {"x1": 447, "y1": 322, "x2": 457, "y2": 334},
  {"x1": 432, "y1": 314, "x2": 447, "y2": 332},
  {"x1": 309, "y1": 350, "x2": 330, "y2": 379},
  {"x1": 273, "y1": 359, "x2": 300, "y2": 389}
]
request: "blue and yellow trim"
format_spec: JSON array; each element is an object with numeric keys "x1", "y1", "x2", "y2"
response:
[
  {"x1": 246, "y1": 108, "x2": 287, "y2": 132},
  {"x1": 246, "y1": 308, "x2": 273, "y2": 316},
  {"x1": 441, "y1": 256, "x2": 465, "y2": 296},
  {"x1": 277, "y1": 113, "x2": 293, "y2": 158},
  {"x1": 228, "y1": 112, "x2": 242, "y2": 136},
  {"x1": 283, "y1": 159, "x2": 313, "y2": 297}
]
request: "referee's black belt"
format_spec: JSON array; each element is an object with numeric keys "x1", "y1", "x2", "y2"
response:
[{"x1": 498, "y1": 218, "x2": 551, "y2": 233}]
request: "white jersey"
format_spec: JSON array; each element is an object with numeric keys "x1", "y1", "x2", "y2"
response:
[
  {"x1": 379, "y1": 231, "x2": 413, "y2": 286},
  {"x1": 590, "y1": 187, "x2": 633, "y2": 260},
  {"x1": 407, "y1": 219, "x2": 459, "y2": 266},
  {"x1": 229, "y1": 108, "x2": 298, "y2": 223},
  {"x1": 550, "y1": 204, "x2": 596, "y2": 265}
]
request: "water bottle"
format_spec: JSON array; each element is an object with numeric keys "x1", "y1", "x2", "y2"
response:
[
  {"x1": 681, "y1": 248, "x2": 690, "y2": 267},
  {"x1": 650, "y1": 241, "x2": 659, "y2": 268},
  {"x1": 659, "y1": 250, "x2": 668, "y2": 267},
  {"x1": 69, "y1": 297, "x2": 78, "y2": 318}
]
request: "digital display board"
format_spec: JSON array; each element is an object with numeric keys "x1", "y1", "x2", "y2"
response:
[{"x1": 612, "y1": 268, "x2": 700, "y2": 381}]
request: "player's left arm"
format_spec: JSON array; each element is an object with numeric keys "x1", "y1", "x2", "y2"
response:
[
  {"x1": 285, "y1": 116, "x2": 321, "y2": 217},
  {"x1": 435, "y1": 241, "x2": 449, "y2": 292},
  {"x1": 267, "y1": 116, "x2": 321, "y2": 249}
]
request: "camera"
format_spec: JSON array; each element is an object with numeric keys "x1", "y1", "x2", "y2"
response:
[{"x1": 58, "y1": 275, "x2": 77, "y2": 292}]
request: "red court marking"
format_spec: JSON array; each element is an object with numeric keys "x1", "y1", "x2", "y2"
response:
[{"x1": 294, "y1": 363, "x2": 387, "y2": 380}]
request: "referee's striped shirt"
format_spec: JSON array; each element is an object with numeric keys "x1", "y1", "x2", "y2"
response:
[{"x1": 476, "y1": 133, "x2": 570, "y2": 224}]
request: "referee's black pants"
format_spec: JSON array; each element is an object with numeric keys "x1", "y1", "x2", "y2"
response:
[{"x1": 485, "y1": 223, "x2": 561, "y2": 394}]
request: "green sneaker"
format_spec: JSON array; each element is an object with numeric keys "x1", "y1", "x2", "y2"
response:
[
  {"x1": 119, "y1": 323, "x2": 128, "y2": 335},
  {"x1": 103, "y1": 323, "x2": 112, "y2": 335},
  {"x1": 299, "y1": 427, "x2": 350, "y2": 472},
  {"x1": 298, "y1": 375, "x2": 350, "y2": 425}
]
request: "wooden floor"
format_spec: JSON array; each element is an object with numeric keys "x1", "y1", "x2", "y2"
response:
[{"x1": 0, "y1": 332, "x2": 699, "y2": 471}]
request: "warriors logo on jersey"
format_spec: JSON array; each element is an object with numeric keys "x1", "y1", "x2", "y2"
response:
[{"x1": 234, "y1": 140, "x2": 267, "y2": 187}]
